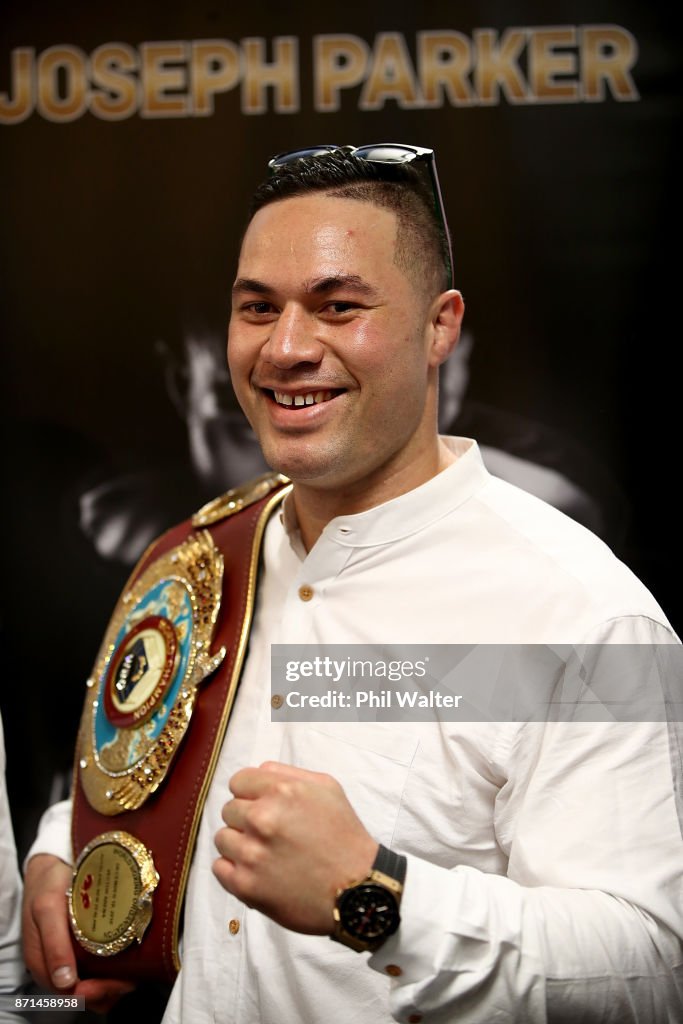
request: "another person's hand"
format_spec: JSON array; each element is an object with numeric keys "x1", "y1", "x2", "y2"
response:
[
  {"x1": 213, "y1": 761, "x2": 378, "y2": 933},
  {"x1": 22, "y1": 854, "x2": 136, "y2": 1013}
]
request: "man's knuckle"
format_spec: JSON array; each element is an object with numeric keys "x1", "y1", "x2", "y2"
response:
[
  {"x1": 241, "y1": 837, "x2": 265, "y2": 871},
  {"x1": 237, "y1": 872, "x2": 263, "y2": 909},
  {"x1": 246, "y1": 803, "x2": 276, "y2": 839},
  {"x1": 32, "y1": 890, "x2": 63, "y2": 921}
]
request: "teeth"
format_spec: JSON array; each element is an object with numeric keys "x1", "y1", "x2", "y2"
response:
[{"x1": 273, "y1": 390, "x2": 335, "y2": 407}]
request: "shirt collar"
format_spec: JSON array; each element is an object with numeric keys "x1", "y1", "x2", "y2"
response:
[{"x1": 279, "y1": 437, "x2": 490, "y2": 550}]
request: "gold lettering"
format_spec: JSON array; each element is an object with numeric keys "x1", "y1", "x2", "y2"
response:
[
  {"x1": 582, "y1": 25, "x2": 639, "y2": 101},
  {"x1": 417, "y1": 31, "x2": 473, "y2": 107},
  {"x1": 36, "y1": 46, "x2": 87, "y2": 122},
  {"x1": 359, "y1": 32, "x2": 421, "y2": 110},
  {"x1": 529, "y1": 27, "x2": 579, "y2": 101},
  {"x1": 0, "y1": 48, "x2": 34, "y2": 124},
  {"x1": 90, "y1": 44, "x2": 138, "y2": 120},
  {"x1": 191, "y1": 40, "x2": 241, "y2": 115},
  {"x1": 313, "y1": 34, "x2": 369, "y2": 112},
  {"x1": 242, "y1": 37, "x2": 298, "y2": 114},
  {"x1": 0, "y1": 28, "x2": 642, "y2": 126},
  {"x1": 141, "y1": 42, "x2": 189, "y2": 118},
  {"x1": 474, "y1": 28, "x2": 528, "y2": 105}
]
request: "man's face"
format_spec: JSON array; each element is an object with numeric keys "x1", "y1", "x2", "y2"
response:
[{"x1": 228, "y1": 193, "x2": 444, "y2": 496}]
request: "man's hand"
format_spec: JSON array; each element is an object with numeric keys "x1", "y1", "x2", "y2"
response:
[
  {"x1": 213, "y1": 762, "x2": 378, "y2": 934},
  {"x1": 22, "y1": 854, "x2": 136, "y2": 1013}
]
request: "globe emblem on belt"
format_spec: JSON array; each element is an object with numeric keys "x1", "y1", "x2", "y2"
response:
[{"x1": 103, "y1": 615, "x2": 179, "y2": 729}]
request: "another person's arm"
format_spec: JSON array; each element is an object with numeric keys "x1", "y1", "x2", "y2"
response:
[{"x1": 0, "y1": 716, "x2": 28, "y2": 1023}]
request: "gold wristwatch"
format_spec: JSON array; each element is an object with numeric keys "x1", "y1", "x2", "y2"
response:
[{"x1": 331, "y1": 844, "x2": 407, "y2": 953}]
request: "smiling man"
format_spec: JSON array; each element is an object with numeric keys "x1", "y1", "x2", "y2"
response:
[
  {"x1": 228, "y1": 162, "x2": 463, "y2": 546},
  {"x1": 23, "y1": 146, "x2": 683, "y2": 1024}
]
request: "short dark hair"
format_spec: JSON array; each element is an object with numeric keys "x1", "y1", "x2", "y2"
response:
[{"x1": 247, "y1": 151, "x2": 450, "y2": 297}]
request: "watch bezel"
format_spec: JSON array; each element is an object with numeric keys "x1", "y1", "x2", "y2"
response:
[{"x1": 336, "y1": 881, "x2": 401, "y2": 942}]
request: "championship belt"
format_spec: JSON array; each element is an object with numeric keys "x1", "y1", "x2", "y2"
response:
[{"x1": 68, "y1": 472, "x2": 291, "y2": 984}]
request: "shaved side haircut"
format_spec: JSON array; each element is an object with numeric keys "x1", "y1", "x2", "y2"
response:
[{"x1": 248, "y1": 151, "x2": 451, "y2": 300}]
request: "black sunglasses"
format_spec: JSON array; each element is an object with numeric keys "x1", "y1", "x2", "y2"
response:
[{"x1": 268, "y1": 144, "x2": 454, "y2": 290}]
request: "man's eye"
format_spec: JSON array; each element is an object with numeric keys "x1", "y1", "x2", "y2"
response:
[
  {"x1": 325, "y1": 301, "x2": 357, "y2": 314},
  {"x1": 245, "y1": 301, "x2": 274, "y2": 315}
]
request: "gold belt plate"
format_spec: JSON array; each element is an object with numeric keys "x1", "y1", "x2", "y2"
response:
[
  {"x1": 76, "y1": 530, "x2": 225, "y2": 814},
  {"x1": 68, "y1": 831, "x2": 159, "y2": 955}
]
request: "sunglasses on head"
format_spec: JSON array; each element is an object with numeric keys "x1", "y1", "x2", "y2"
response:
[{"x1": 268, "y1": 144, "x2": 454, "y2": 290}]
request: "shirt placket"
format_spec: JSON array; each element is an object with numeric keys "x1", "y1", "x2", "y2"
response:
[{"x1": 278, "y1": 529, "x2": 357, "y2": 643}]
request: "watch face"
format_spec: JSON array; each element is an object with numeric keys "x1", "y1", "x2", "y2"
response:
[{"x1": 338, "y1": 884, "x2": 400, "y2": 941}]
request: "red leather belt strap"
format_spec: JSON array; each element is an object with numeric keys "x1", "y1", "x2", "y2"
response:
[{"x1": 70, "y1": 479, "x2": 289, "y2": 983}]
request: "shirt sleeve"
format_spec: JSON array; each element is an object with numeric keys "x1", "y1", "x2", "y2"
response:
[
  {"x1": 24, "y1": 799, "x2": 73, "y2": 868},
  {"x1": 369, "y1": 618, "x2": 683, "y2": 1023}
]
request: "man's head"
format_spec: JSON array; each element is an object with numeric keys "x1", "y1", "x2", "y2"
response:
[
  {"x1": 228, "y1": 144, "x2": 464, "y2": 505},
  {"x1": 249, "y1": 145, "x2": 453, "y2": 303}
]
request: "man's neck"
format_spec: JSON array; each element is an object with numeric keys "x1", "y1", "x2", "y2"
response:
[{"x1": 291, "y1": 438, "x2": 457, "y2": 552}]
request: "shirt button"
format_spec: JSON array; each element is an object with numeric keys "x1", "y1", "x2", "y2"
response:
[
  {"x1": 385, "y1": 964, "x2": 402, "y2": 977},
  {"x1": 408, "y1": 1016, "x2": 422, "y2": 1023},
  {"x1": 298, "y1": 584, "x2": 314, "y2": 601},
  {"x1": 228, "y1": 919, "x2": 240, "y2": 935},
  {"x1": 271, "y1": 694, "x2": 284, "y2": 709}
]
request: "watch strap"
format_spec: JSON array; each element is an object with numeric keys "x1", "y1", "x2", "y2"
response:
[{"x1": 372, "y1": 844, "x2": 406, "y2": 890}]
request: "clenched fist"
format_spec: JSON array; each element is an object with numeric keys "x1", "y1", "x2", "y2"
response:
[{"x1": 213, "y1": 761, "x2": 378, "y2": 934}]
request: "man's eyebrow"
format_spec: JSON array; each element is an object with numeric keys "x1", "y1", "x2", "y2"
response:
[
  {"x1": 232, "y1": 277, "x2": 270, "y2": 295},
  {"x1": 306, "y1": 275, "x2": 377, "y2": 298},
  {"x1": 231, "y1": 275, "x2": 379, "y2": 298}
]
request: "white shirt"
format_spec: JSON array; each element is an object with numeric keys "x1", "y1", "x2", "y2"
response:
[
  {"x1": 32, "y1": 439, "x2": 683, "y2": 1023},
  {"x1": 0, "y1": 714, "x2": 28, "y2": 1022}
]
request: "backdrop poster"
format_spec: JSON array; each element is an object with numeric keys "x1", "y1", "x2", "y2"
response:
[{"x1": 1, "y1": 2, "x2": 681, "y2": 855}]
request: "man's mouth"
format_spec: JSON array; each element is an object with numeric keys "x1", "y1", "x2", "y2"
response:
[{"x1": 268, "y1": 389, "x2": 343, "y2": 408}]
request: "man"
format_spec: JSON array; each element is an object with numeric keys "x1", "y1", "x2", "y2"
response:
[{"x1": 23, "y1": 145, "x2": 682, "y2": 1022}]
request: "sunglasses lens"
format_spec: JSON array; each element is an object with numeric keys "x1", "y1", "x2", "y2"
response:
[
  {"x1": 270, "y1": 145, "x2": 342, "y2": 168},
  {"x1": 353, "y1": 145, "x2": 418, "y2": 164}
]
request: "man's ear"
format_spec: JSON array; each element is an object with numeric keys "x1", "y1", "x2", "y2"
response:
[{"x1": 428, "y1": 290, "x2": 465, "y2": 368}]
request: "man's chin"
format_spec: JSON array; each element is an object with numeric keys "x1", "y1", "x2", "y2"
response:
[{"x1": 260, "y1": 446, "x2": 342, "y2": 487}]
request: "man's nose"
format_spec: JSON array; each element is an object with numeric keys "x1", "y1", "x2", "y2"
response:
[{"x1": 262, "y1": 305, "x2": 324, "y2": 368}]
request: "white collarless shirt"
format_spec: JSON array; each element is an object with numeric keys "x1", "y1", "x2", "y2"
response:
[{"x1": 33, "y1": 440, "x2": 683, "y2": 1023}]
